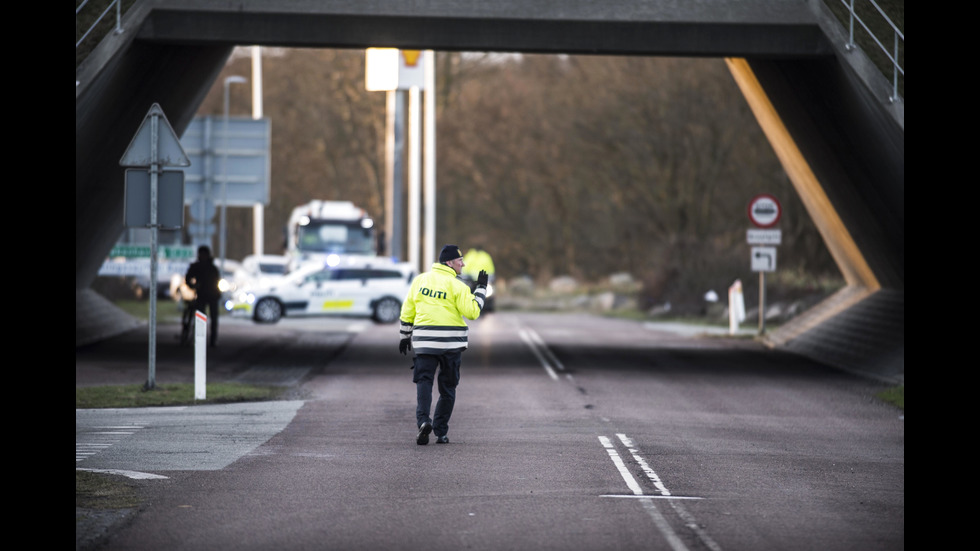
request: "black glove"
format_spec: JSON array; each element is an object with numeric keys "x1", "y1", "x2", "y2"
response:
[
  {"x1": 399, "y1": 338, "x2": 412, "y2": 355},
  {"x1": 476, "y1": 270, "x2": 489, "y2": 289}
]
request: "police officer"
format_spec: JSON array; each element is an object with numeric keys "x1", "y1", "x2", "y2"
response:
[
  {"x1": 399, "y1": 244, "x2": 488, "y2": 445},
  {"x1": 462, "y1": 246, "x2": 495, "y2": 283},
  {"x1": 462, "y1": 245, "x2": 496, "y2": 312}
]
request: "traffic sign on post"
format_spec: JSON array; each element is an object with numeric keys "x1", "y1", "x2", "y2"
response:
[
  {"x1": 746, "y1": 194, "x2": 781, "y2": 336},
  {"x1": 747, "y1": 194, "x2": 781, "y2": 228},
  {"x1": 747, "y1": 228, "x2": 782, "y2": 245},
  {"x1": 119, "y1": 103, "x2": 192, "y2": 391},
  {"x1": 751, "y1": 246, "x2": 777, "y2": 272},
  {"x1": 120, "y1": 104, "x2": 190, "y2": 168},
  {"x1": 124, "y1": 169, "x2": 185, "y2": 228}
]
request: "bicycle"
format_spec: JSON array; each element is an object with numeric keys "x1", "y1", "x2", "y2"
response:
[{"x1": 178, "y1": 297, "x2": 200, "y2": 346}]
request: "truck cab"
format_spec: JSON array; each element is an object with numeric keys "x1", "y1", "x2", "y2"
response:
[{"x1": 285, "y1": 200, "x2": 380, "y2": 268}]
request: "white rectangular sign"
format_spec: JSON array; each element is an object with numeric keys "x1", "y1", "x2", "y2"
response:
[
  {"x1": 747, "y1": 229, "x2": 782, "y2": 245},
  {"x1": 180, "y1": 116, "x2": 271, "y2": 207},
  {"x1": 751, "y1": 247, "x2": 777, "y2": 272},
  {"x1": 98, "y1": 259, "x2": 189, "y2": 277}
]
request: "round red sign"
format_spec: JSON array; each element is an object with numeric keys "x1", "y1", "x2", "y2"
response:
[{"x1": 747, "y1": 194, "x2": 781, "y2": 228}]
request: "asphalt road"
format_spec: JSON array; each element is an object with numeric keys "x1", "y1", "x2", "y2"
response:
[{"x1": 76, "y1": 312, "x2": 904, "y2": 551}]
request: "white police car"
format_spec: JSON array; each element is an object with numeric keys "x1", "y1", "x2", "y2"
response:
[{"x1": 228, "y1": 258, "x2": 414, "y2": 324}]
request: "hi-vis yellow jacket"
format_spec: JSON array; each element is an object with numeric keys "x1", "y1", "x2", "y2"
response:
[
  {"x1": 462, "y1": 248, "x2": 495, "y2": 279},
  {"x1": 400, "y1": 262, "x2": 485, "y2": 355}
]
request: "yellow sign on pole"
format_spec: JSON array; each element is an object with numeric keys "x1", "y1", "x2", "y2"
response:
[
  {"x1": 399, "y1": 50, "x2": 425, "y2": 89},
  {"x1": 401, "y1": 50, "x2": 421, "y2": 66}
]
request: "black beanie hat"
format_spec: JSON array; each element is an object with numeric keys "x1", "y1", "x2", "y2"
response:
[{"x1": 439, "y1": 245, "x2": 463, "y2": 262}]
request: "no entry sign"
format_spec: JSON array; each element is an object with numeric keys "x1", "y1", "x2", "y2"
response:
[{"x1": 748, "y1": 194, "x2": 781, "y2": 228}]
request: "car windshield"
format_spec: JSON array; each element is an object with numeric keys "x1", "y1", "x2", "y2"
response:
[{"x1": 297, "y1": 220, "x2": 375, "y2": 255}]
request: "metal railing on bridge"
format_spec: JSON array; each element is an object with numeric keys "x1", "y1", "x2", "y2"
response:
[
  {"x1": 76, "y1": 0, "x2": 137, "y2": 69},
  {"x1": 828, "y1": 0, "x2": 904, "y2": 102},
  {"x1": 76, "y1": 0, "x2": 904, "y2": 103},
  {"x1": 76, "y1": 0, "x2": 122, "y2": 49}
]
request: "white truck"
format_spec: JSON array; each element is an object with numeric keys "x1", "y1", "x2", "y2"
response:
[{"x1": 285, "y1": 200, "x2": 381, "y2": 268}]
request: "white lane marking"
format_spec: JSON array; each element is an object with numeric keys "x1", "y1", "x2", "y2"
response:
[
  {"x1": 600, "y1": 436, "x2": 689, "y2": 551},
  {"x1": 518, "y1": 329, "x2": 559, "y2": 380},
  {"x1": 638, "y1": 497, "x2": 691, "y2": 551},
  {"x1": 76, "y1": 468, "x2": 168, "y2": 480},
  {"x1": 598, "y1": 436, "x2": 644, "y2": 495},
  {"x1": 608, "y1": 434, "x2": 721, "y2": 551},
  {"x1": 670, "y1": 500, "x2": 724, "y2": 551},
  {"x1": 618, "y1": 433, "x2": 672, "y2": 495},
  {"x1": 600, "y1": 495, "x2": 702, "y2": 500},
  {"x1": 523, "y1": 328, "x2": 565, "y2": 371}
]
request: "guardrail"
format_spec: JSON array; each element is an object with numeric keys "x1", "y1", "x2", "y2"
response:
[
  {"x1": 832, "y1": 0, "x2": 904, "y2": 102},
  {"x1": 75, "y1": 0, "x2": 122, "y2": 49}
]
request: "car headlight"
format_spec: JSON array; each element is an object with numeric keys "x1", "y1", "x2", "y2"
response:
[{"x1": 233, "y1": 290, "x2": 255, "y2": 304}]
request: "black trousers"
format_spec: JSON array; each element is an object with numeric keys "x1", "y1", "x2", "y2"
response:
[{"x1": 413, "y1": 350, "x2": 462, "y2": 437}]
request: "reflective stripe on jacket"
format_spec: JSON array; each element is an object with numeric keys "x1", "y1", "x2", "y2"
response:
[{"x1": 400, "y1": 262, "x2": 485, "y2": 355}]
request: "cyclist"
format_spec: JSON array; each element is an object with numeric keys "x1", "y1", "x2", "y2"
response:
[{"x1": 184, "y1": 245, "x2": 222, "y2": 347}]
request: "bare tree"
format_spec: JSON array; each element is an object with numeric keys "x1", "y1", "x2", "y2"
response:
[{"x1": 196, "y1": 48, "x2": 839, "y2": 310}]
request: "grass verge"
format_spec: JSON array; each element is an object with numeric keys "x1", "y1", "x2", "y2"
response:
[
  {"x1": 76, "y1": 470, "x2": 141, "y2": 510},
  {"x1": 112, "y1": 298, "x2": 185, "y2": 323},
  {"x1": 76, "y1": 470, "x2": 142, "y2": 551},
  {"x1": 76, "y1": 382, "x2": 288, "y2": 409},
  {"x1": 875, "y1": 384, "x2": 904, "y2": 411}
]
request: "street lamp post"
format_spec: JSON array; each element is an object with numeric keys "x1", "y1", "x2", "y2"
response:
[{"x1": 221, "y1": 75, "x2": 248, "y2": 274}]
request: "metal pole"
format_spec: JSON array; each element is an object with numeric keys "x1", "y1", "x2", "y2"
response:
[
  {"x1": 408, "y1": 86, "x2": 421, "y2": 274},
  {"x1": 758, "y1": 271, "x2": 766, "y2": 335},
  {"x1": 392, "y1": 90, "x2": 406, "y2": 260},
  {"x1": 252, "y1": 46, "x2": 265, "y2": 255},
  {"x1": 200, "y1": 117, "x2": 213, "y2": 250},
  {"x1": 251, "y1": 48, "x2": 263, "y2": 119},
  {"x1": 147, "y1": 113, "x2": 159, "y2": 390},
  {"x1": 221, "y1": 83, "x2": 229, "y2": 274},
  {"x1": 384, "y1": 90, "x2": 396, "y2": 259},
  {"x1": 423, "y1": 50, "x2": 436, "y2": 266},
  {"x1": 221, "y1": 76, "x2": 247, "y2": 274}
]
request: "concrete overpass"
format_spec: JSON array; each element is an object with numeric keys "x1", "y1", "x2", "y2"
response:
[{"x1": 76, "y1": 0, "x2": 904, "y2": 382}]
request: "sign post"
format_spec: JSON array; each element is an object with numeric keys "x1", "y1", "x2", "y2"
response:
[
  {"x1": 120, "y1": 104, "x2": 191, "y2": 390},
  {"x1": 747, "y1": 194, "x2": 781, "y2": 335},
  {"x1": 365, "y1": 48, "x2": 431, "y2": 272}
]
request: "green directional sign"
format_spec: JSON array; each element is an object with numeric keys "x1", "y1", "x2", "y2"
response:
[{"x1": 109, "y1": 245, "x2": 195, "y2": 259}]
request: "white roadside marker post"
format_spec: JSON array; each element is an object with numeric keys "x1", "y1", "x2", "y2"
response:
[{"x1": 195, "y1": 310, "x2": 207, "y2": 400}]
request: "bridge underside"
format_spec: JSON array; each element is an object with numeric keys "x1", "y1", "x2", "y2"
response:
[{"x1": 76, "y1": 1, "x2": 903, "y2": 382}]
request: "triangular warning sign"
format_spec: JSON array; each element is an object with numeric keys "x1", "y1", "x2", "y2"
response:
[{"x1": 119, "y1": 103, "x2": 191, "y2": 168}]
